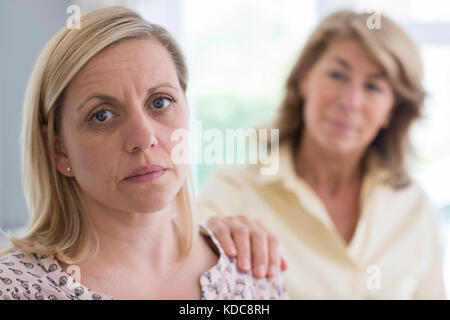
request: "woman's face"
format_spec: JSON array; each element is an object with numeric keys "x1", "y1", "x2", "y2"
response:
[
  {"x1": 55, "y1": 38, "x2": 189, "y2": 214},
  {"x1": 299, "y1": 38, "x2": 395, "y2": 156}
]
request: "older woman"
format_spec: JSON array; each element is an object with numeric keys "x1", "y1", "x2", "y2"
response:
[
  {"x1": 198, "y1": 10, "x2": 446, "y2": 299},
  {"x1": 0, "y1": 7, "x2": 287, "y2": 300}
]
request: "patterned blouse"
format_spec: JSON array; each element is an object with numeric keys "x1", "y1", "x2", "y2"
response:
[{"x1": 0, "y1": 225, "x2": 288, "y2": 300}]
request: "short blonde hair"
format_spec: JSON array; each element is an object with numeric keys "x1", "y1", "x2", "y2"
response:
[
  {"x1": 2, "y1": 7, "x2": 196, "y2": 263},
  {"x1": 274, "y1": 10, "x2": 425, "y2": 188}
]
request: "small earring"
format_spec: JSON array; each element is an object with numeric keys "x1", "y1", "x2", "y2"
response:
[{"x1": 66, "y1": 167, "x2": 71, "y2": 172}]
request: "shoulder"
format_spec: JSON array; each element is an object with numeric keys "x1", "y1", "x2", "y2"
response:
[
  {"x1": 399, "y1": 179, "x2": 440, "y2": 227},
  {"x1": 366, "y1": 151, "x2": 434, "y2": 210},
  {"x1": 0, "y1": 248, "x2": 52, "y2": 300},
  {"x1": 197, "y1": 162, "x2": 276, "y2": 204},
  {"x1": 368, "y1": 164, "x2": 441, "y2": 242},
  {"x1": 202, "y1": 164, "x2": 259, "y2": 188},
  {"x1": 0, "y1": 248, "x2": 84, "y2": 300},
  {"x1": 196, "y1": 164, "x2": 262, "y2": 219},
  {"x1": 199, "y1": 225, "x2": 288, "y2": 300},
  {"x1": 199, "y1": 142, "x2": 296, "y2": 192},
  {"x1": 376, "y1": 170, "x2": 436, "y2": 215}
]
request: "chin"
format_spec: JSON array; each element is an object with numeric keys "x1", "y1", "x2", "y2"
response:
[
  {"x1": 127, "y1": 197, "x2": 173, "y2": 214},
  {"x1": 322, "y1": 137, "x2": 360, "y2": 156},
  {"x1": 112, "y1": 184, "x2": 177, "y2": 214}
]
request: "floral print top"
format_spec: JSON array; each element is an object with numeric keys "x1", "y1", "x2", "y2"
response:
[{"x1": 0, "y1": 225, "x2": 288, "y2": 300}]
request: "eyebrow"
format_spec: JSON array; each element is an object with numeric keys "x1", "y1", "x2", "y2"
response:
[
  {"x1": 76, "y1": 83, "x2": 178, "y2": 112},
  {"x1": 332, "y1": 56, "x2": 386, "y2": 79},
  {"x1": 334, "y1": 56, "x2": 351, "y2": 70}
]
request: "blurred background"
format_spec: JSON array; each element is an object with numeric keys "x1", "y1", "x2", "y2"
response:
[{"x1": 0, "y1": 0, "x2": 449, "y2": 295}]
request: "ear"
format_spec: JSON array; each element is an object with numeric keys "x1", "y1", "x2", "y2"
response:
[{"x1": 41, "y1": 125, "x2": 73, "y2": 177}]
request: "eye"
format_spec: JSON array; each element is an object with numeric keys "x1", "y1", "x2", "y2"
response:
[
  {"x1": 328, "y1": 71, "x2": 347, "y2": 81},
  {"x1": 88, "y1": 109, "x2": 114, "y2": 123},
  {"x1": 152, "y1": 96, "x2": 174, "y2": 109},
  {"x1": 366, "y1": 82, "x2": 382, "y2": 93}
]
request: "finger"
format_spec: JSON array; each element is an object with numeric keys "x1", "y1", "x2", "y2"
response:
[
  {"x1": 267, "y1": 233, "x2": 281, "y2": 278},
  {"x1": 230, "y1": 221, "x2": 251, "y2": 272},
  {"x1": 281, "y1": 256, "x2": 288, "y2": 271},
  {"x1": 250, "y1": 227, "x2": 269, "y2": 279},
  {"x1": 207, "y1": 217, "x2": 237, "y2": 257},
  {"x1": 235, "y1": 215, "x2": 251, "y2": 225}
]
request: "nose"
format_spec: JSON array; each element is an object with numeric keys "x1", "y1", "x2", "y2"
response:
[
  {"x1": 338, "y1": 83, "x2": 364, "y2": 112},
  {"x1": 124, "y1": 111, "x2": 158, "y2": 153}
]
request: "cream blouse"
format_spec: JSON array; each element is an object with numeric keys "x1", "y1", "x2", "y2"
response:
[{"x1": 197, "y1": 143, "x2": 447, "y2": 299}]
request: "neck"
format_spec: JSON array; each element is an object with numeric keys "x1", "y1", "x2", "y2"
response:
[
  {"x1": 295, "y1": 133, "x2": 364, "y2": 195},
  {"x1": 81, "y1": 197, "x2": 186, "y2": 277}
]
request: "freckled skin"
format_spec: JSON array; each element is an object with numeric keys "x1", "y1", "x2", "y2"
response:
[{"x1": 55, "y1": 38, "x2": 189, "y2": 214}]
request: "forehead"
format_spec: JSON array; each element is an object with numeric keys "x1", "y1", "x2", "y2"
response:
[
  {"x1": 67, "y1": 38, "x2": 179, "y2": 97},
  {"x1": 321, "y1": 38, "x2": 382, "y2": 72}
]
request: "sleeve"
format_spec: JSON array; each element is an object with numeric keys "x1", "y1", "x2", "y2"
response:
[
  {"x1": 270, "y1": 272, "x2": 290, "y2": 300},
  {"x1": 0, "y1": 285, "x2": 30, "y2": 300},
  {"x1": 413, "y1": 194, "x2": 447, "y2": 299},
  {"x1": 0, "y1": 269, "x2": 30, "y2": 300}
]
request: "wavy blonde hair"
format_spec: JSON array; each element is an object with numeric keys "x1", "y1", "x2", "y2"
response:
[
  {"x1": 1, "y1": 7, "x2": 196, "y2": 264},
  {"x1": 274, "y1": 10, "x2": 425, "y2": 188}
]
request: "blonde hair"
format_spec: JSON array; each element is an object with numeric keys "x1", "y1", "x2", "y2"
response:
[
  {"x1": 1, "y1": 7, "x2": 196, "y2": 263},
  {"x1": 274, "y1": 10, "x2": 425, "y2": 188}
]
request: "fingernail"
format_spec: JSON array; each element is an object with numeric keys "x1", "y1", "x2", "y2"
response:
[
  {"x1": 256, "y1": 265, "x2": 266, "y2": 278},
  {"x1": 269, "y1": 265, "x2": 278, "y2": 277},
  {"x1": 240, "y1": 258, "x2": 251, "y2": 271}
]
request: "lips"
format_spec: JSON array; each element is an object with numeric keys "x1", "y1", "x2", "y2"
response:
[
  {"x1": 327, "y1": 118, "x2": 355, "y2": 132},
  {"x1": 123, "y1": 164, "x2": 167, "y2": 183}
]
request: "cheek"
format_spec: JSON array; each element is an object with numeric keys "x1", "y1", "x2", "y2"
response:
[
  {"x1": 303, "y1": 88, "x2": 337, "y2": 125},
  {"x1": 304, "y1": 73, "x2": 337, "y2": 112},
  {"x1": 364, "y1": 99, "x2": 394, "y2": 133},
  {"x1": 159, "y1": 124, "x2": 190, "y2": 182},
  {"x1": 66, "y1": 131, "x2": 119, "y2": 183},
  {"x1": 174, "y1": 163, "x2": 188, "y2": 186},
  {"x1": 164, "y1": 105, "x2": 190, "y2": 160}
]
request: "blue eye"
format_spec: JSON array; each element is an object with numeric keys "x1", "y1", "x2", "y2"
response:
[
  {"x1": 89, "y1": 109, "x2": 113, "y2": 123},
  {"x1": 152, "y1": 96, "x2": 173, "y2": 109}
]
